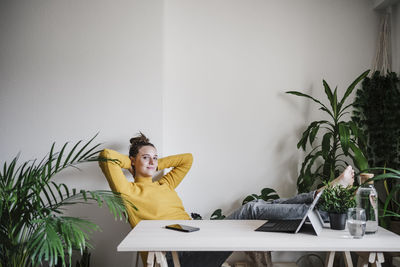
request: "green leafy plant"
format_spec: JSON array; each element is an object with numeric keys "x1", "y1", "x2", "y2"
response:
[
  {"x1": 0, "y1": 136, "x2": 136, "y2": 267},
  {"x1": 286, "y1": 70, "x2": 370, "y2": 193},
  {"x1": 242, "y1": 188, "x2": 279, "y2": 205},
  {"x1": 318, "y1": 184, "x2": 357, "y2": 214},
  {"x1": 352, "y1": 71, "x2": 400, "y2": 224},
  {"x1": 210, "y1": 209, "x2": 226, "y2": 220},
  {"x1": 190, "y1": 213, "x2": 202, "y2": 220},
  {"x1": 367, "y1": 167, "x2": 400, "y2": 220}
]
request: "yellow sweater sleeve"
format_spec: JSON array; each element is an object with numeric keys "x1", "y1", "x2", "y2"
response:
[
  {"x1": 158, "y1": 153, "x2": 193, "y2": 189},
  {"x1": 98, "y1": 149, "x2": 132, "y2": 195}
]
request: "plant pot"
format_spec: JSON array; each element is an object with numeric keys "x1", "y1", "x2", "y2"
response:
[{"x1": 329, "y1": 213, "x2": 347, "y2": 230}]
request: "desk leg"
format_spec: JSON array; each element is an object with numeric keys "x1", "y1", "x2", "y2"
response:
[
  {"x1": 325, "y1": 251, "x2": 353, "y2": 267},
  {"x1": 343, "y1": 251, "x2": 353, "y2": 267},
  {"x1": 371, "y1": 252, "x2": 384, "y2": 267},
  {"x1": 155, "y1": 252, "x2": 168, "y2": 267},
  {"x1": 147, "y1": 252, "x2": 155, "y2": 267},
  {"x1": 369, "y1": 252, "x2": 376, "y2": 263},
  {"x1": 171, "y1": 251, "x2": 181, "y2": 267},
  {"x1": 147, "y1": 251, "x2": 179, "y2": 267},
  {"x1": 325, "y1": 251, "x2": 335, "y2": 267},
  {"x1": 377, "y1": 252, "x2": 384, "y2": 264},
  {"x1": 356, "y1": 252, "x2": 385, "y2": 267}
]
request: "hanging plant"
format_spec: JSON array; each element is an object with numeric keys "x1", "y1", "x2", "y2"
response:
[
  {"x1": 352, "y1": 71, "x2": 400, "y2": 169},
  {"x1": 352, "y1": 71, "x2": 400, "y2": 223}
]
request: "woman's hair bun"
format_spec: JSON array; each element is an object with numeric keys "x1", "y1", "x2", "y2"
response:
[{"x1": 130, "y1": 132, "x2": 150, "y2": 145}]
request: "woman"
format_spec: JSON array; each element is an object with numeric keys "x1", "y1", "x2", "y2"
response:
[
  {"x1": 99, "y1": 133, "x2": 354, "y2": 266},
  {"x1": 99, "y1": 133, "x2": 193, "y2": 229}
]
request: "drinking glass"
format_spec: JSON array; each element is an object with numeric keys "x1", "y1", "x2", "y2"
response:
[{"x1": 347, "y1": 208, "x2": 366, "y2": 239}]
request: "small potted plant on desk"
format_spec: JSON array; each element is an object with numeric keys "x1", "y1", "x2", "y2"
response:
[{"x1": 318, "y1": 184, "x2": 357, "y2": 230}]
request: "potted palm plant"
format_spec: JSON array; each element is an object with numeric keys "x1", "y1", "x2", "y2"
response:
[
  {"x1": 0, "y1": 135, "x2": 136, "y2": 267},
  {"x1": 318, "y1": 184, "x2": 357, "y2": 230}
]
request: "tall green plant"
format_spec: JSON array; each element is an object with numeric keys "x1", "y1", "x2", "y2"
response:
[
  {"x1": 0, "y1": 136, "x2": 135, "y2": 267},
  {"x1": 286, "y1": 71, "x2": 370, "y2": 193}
]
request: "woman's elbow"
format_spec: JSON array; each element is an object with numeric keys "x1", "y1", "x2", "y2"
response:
[{"x1": 185, "y1": 153, "x2": 194, "y2": 166}]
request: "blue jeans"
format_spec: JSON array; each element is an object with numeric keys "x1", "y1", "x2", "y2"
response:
[
  {"x1": 227, "y1": 191, "x2": 315, "y2": 220},
  {"x1": 166, "y1": 192, "x2": 316, "y2": 267}
]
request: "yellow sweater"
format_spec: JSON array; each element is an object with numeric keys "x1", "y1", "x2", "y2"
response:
[{"x1": 99, "y1": 149, "x2": 193, "y2": 228}]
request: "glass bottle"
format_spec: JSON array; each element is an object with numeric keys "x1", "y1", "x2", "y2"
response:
[{"x1": 356, "y1": 173, "x2": 378, "y2": 233}]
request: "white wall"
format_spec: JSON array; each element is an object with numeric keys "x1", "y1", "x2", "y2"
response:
[
  {"x1": 0, "y1": 0, "x2": 380, "y2": 266},
  {"x1": 0, "y1": 0, "x2": 163, "y2": 266},
  {"x1": 163, "y1": 0, "x2": 379, "y2": 218}
]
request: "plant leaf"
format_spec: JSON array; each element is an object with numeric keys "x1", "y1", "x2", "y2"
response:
[
  {"x1": 286, "y1": 91, "x2": 331, "y2": 113},
  {"x1": 333, "y1": 86, "x2": 338, "y2": 117},
  {"x1": 349, "y1": 142, "x2": 368, "y2": 171},
  {"x1": 339, "y1": 70, "x2": 370, "y2": 110},
  {"x1": 242, "y1": 195, "x2": 258, "y2": 205},
  {"x1": 210, "y1": 209, "x2": 226, "y2": 220},
  {"x1": 260, "y1": 188, "x2": 280, "y2": 201},
  {"x1": 321, "y1": 132, "x2": 332, "y2": 159},
  {"x1": 309, "y1": 125, "x2": 320, "y2": 145},
  {"x1": 338, "y1": 122, "x2": 350, "y2": 155}
]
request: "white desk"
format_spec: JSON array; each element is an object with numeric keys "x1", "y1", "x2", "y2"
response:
[{"x1": 118, "y1": 220, "x2": 400, "y2": 267}]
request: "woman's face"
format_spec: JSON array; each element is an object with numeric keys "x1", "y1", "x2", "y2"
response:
[{"x1": 131, "y1": 145, "x2": 158, "y2": 177}]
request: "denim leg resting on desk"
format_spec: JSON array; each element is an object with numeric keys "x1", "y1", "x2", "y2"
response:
[
  {"x1": 227, "y1": 191, "x2": 315, "y2": 220},
  {"x1": 165, "y1": 192, "x2": 317, "y2": 266}
]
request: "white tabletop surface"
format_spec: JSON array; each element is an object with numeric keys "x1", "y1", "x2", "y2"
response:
[{"x1": 117, "y1": 220, "x2": 400, "y2": 252}]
